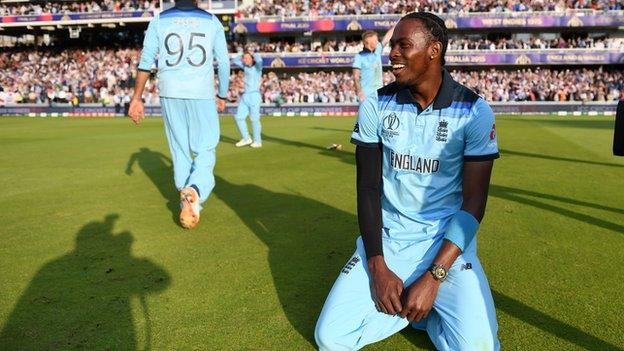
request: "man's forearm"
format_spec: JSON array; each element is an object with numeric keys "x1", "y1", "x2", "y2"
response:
[
  {"x1": 432, "y1": 240, "x2": 462, "y2": 270},
  {"x1": 382, "y1": 25, "x2": 395, "y2": 47},
  {"x1": 132, "y1": 71, "x2": 151, "y2": 101},
  {"x1": 353, "y1": 70, "x2": 362, "y2": 95}
]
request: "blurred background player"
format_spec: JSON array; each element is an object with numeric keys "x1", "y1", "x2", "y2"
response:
[
  {"x1": 353, "y1": 28, "x2": 394, "y2": 102},
  {"x1": 128, "y1": 0, "x2": 230, "y2": 229},
  {"x1": 232, "y1": 50, "x2": 263, "y2": 148}
]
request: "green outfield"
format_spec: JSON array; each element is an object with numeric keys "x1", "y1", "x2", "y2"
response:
[{"x1": 0, "y1": 115, "x2": 623, "y2": 350}]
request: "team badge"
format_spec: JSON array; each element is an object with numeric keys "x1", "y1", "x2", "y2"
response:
[{"x1": 436, "y1": 119, "x2": 448, "y2": 142}]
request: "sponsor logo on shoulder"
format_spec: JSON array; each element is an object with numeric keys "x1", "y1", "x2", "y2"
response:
[
  {"x1": 461, "y1": 263, "x2": 473, "y2": 271},
  {"x1": 353, "y1": 122, "x2": 360, "y2": 133}
]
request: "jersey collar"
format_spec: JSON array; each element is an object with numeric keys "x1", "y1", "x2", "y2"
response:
[{"x1": 395, "y1": 69, "x2": 457, "y2": 110}]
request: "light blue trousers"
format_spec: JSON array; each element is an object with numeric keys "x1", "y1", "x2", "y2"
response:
[
  {"x1": 315, "y1": 236, "x2": 500, "y2": 351},
  {"x1": 160, "y1": 97, "x2": 219, "y2": 205},
  {"x1": 235, "y1": 92, "x2": 262, "y2": 143}
]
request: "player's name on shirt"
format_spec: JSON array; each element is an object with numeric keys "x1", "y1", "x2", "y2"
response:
[{"x1": 390, "y1": 151, "x2": 440, "y2": 174}]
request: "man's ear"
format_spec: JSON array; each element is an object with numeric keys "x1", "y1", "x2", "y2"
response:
[{"x1": 428, "y1": 41, "x2": 442, "y2": 60}]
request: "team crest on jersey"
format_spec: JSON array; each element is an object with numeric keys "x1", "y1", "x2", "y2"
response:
[
  {"x1": 382, "y1": 113, "x2": 400, "y2": 138},
  {"x1": 436, "y1": 119, "x2": 448, "y2": 142}
]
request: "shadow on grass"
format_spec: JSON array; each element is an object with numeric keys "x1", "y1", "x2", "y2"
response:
[
  {"x1": 125, "y1": 147, "x2": 180, "y2": 225},
  {"x1": 220, "y1": 135, "x2": 241, "y2": 145},
  {"x1": 213, "y1": 176, "x2": 357, "y2": 346},
  {"x1": 0, "y1": 214, "x2": 171, "y2": 350},
  {"x1": 213, "y1": 177, "x2": 436, "y2": 348},
  {"x1": 490, "y1": 185, "x2": 624, "y2": 234},
  {"x1": 500, "y1": 149, "x2": 624, "y2": 168},
  {"x1": 493, "y1": 290, "x2": 623, "y2": 351}
]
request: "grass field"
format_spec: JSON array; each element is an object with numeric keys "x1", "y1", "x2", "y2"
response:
[{"x1": 0, "y1": 115, "x2": 623, "y2": 350}]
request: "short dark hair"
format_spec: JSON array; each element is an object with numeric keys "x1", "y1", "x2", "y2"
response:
[{"x1": 400, "y1": 12, "x2": 448, "y2": 66}]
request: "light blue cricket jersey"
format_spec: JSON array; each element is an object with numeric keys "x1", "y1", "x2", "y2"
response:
[
  {"x1": 138, "y1": 6, "x2": 230, "y2": 99},
  {"x1": 352, "y1": 42, "x2": 383, "y2": 97},
  {"x1": 232, "y1": 53, "x2": 263, "y2": 94},
  {"x1": 351, "y1": 70, "x2": 500, "y2": 242}
]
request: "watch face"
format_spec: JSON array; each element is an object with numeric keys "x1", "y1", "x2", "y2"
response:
[{"x1": 434, "y1": 266, "x2": 447, "y2": 280}]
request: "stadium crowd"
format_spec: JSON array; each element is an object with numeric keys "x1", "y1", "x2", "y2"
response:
[
  {"x1": 238, "y1": 0, "x2": 624, "y2": 18},
  {"x1": 0, "y1": 0, "x2": 158, "y2": 16},
  {"x1": 451, "y1": 68, "x2": 623, "y2": 102},
  {"x1": 230, "y1": 36, "x2": 623, "y2": 53},
  {"x1": 0, "y1": 48, "x2": 151, "y2": 106},
  {"x1": 1, "y1": 47, "x2": 622, "y2": 105},
  {"x1": 448, "y1": 36, "x2": 623, "y2": 50}
]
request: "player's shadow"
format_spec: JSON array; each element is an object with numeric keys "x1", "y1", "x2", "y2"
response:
[
  {"x1": 125, "y1": 147, "x2": 179, "y2": 224},
  {"x1": 0, "y1": 214, "x2": 171, "y2": 350},
  {"x1": 220, "y1": 135, "x2": 241, "y2": 145},
  {"x1": 489, "y1": 184, "x2": 624, "y2": 234},
  {"x1": 500, "y1": 148, "x2": 624, "y2": 168},
  {"x1": 492, "y1": 290, "x2": 622, "y2": 351},
  {"x1": 213, "y1": 177, "x2": 435, "y2": 349}
]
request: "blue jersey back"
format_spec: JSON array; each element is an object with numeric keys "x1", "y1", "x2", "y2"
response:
[{"x1": 138, "y1": 7, "x2": 230, "y2": 100}]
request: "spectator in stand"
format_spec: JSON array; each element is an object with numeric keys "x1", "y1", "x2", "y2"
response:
[
  {"x1": 237, "y1": 0, "x2": 624, "y2": 18},
  {"x1": 0, "y1": 0, "x2": 158, "y2": 16}
]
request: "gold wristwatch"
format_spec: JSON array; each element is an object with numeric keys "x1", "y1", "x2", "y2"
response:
[{"x1": 429, "y1": 264, "x2": 448, "y2": 282}]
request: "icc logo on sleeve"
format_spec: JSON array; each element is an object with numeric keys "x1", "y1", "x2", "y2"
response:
[{"x1": 382, "y1": 113, "x2": 400, "y2": 138}]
